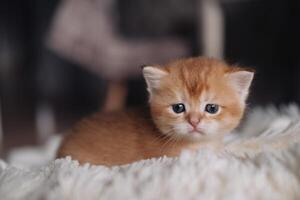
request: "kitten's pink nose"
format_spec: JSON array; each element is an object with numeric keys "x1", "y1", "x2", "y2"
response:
[{"x1": 188, "y1": 116, "x2": 200, "y2": 128}]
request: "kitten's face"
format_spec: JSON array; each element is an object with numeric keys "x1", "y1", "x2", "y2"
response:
[{"x1": 143, "y1": 57, "x2": 254, "y2": 142}]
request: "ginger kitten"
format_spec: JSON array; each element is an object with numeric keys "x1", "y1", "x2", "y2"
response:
[{"x1": 57, "y1": 57, "x2": 254, "y2": 166}]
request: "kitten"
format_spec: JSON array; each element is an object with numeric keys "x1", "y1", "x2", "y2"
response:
[{"x1": 57, "y1": 57, "x2": 254, "y2": 166}]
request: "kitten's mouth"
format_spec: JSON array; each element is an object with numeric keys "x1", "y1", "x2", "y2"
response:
[{"x1": 189, "y1": 129, "x2": 205, "y2": 135}]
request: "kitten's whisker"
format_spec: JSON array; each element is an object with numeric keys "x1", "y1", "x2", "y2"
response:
[
  {"x1": 160, "y1": 130, "x2": 177, "y2": 151},
  {"x1": 161, "y1": 137, "x2": 174, "y2": 150},
  {"x1": 168, "y1": 134, "x2": 177, "y2": 149},
  {"x1": 151, "y1": 129, "x2": 173, "y2": 145}
]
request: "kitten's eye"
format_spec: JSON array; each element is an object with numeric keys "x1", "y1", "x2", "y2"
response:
[
  {"x1": 205, "y1": 104, "x2": 219, "y2": 114},
  {"x1": 172, "y1": 103, "x2": 185, "y2": 114}
]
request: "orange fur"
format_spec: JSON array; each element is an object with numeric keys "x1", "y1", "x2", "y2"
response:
[{"x1": 57, "y1": 57, "x2": 254, "y2": 166}]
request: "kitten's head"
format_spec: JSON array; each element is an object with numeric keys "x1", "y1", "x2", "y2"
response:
[{"x1": 143, "y1": 57, "x2": 254, "y2": 142}]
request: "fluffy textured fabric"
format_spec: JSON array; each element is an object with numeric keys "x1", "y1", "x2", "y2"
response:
[{"x1": 1, "y1": 105, "x2": 300, "y2": 200}]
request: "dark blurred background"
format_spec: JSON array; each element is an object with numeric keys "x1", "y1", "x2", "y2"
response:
[{"x1": 0, "y1": 0, "x2": 300, "y2": 154}]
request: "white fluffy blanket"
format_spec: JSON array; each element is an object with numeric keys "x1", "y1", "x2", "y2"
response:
[{"x1": 1, "y1": 105, "x2": 300, "y2": 200}]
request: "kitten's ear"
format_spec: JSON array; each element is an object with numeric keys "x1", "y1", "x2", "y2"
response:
[
  {"x1": 226, "y1": 69, "x2": 254, "y2": 101},
  {"x1": 142, "y1": 66, "x2": 168, "y2": 94}
]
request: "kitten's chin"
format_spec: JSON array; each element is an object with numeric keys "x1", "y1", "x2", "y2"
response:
[
  {"x1": 162, "y1": 131, "x2": 205, "y2": 143},
  {"x1": 184, "y1": 131, "x2": 209, "y2": 142},
  {"x1": 173, "y1": 130, "x2": 225, "y2": 143}
]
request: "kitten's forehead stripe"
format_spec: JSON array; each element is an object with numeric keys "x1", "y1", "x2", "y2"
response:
[{"x1": 166, "y1": 57, "x2": 228, "y2": 99}]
